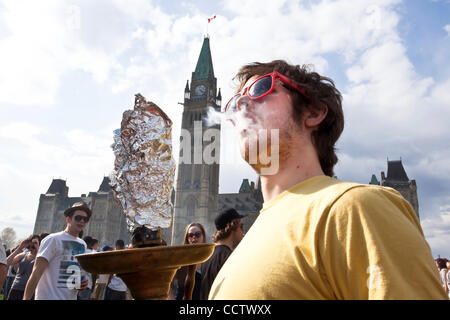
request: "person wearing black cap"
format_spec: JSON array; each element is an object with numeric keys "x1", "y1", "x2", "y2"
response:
[
  {"x1": 199, "y1": 208, "x2": 246, "y2": 300},
  {"x1": 23, "y1": 202, "x2": 92, "y2": 300}
]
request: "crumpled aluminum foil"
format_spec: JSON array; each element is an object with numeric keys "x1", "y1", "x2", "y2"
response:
[{"x1": 110, "y1": 94, "x2": 175, "y2": 232}]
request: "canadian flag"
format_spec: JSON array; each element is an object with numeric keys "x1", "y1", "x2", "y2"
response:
[{"x1": 208, "y1": 15, "x2": 216, "y2": 23}]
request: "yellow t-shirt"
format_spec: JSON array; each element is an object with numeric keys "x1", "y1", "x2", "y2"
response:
[{"x1": 209, "y1": 175, "x2": 447, "y2": 300}]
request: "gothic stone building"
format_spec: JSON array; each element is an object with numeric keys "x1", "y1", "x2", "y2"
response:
[{"x1": 369, "y1": 159, "x2": 419, "y2": 219}]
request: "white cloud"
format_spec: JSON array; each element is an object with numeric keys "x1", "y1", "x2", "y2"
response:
[
  {"x1": 107, "y1": 0, "x2": 407, "y2": 113},
  {"x1": 0, "y1": 121, "x2": 115, "y2": 239},
  {"x1": 0, "y1": 161, "x2": 52, "y2": 241},
  {"x1": 445, "y1": 24, "x2": 450, "y2": 36},
  {"x1": 345, "y1": 40, "x2": 434, "y2": 119},
  {"x1": 0, "y1": 1, "x2": 127, "y2": 106},
  {"x1": 64, "y1": 129, "x2": 113, "y2": 157},
  {"x1": 334, "y1": 152, "x2": 384, "y2": 182},
  {"x1": 422, "y1": 204, "x2": 450, "y2": 259},
  {"x1": 0, "y1": 121, "x2": 43, "y2": 144}
]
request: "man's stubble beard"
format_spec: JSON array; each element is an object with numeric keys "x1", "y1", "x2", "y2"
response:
[{"x1": 240, "y1": 127, "x2": 293, "y2": 175}]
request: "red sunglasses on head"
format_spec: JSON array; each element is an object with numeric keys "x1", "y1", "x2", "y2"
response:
[{"x1": 223, "y1": 71, "x2": 310, "y2": 114}]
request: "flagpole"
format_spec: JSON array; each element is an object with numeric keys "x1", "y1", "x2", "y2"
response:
[{"x1": 206, "y1": 15, "x2": 216, "y2": 38}]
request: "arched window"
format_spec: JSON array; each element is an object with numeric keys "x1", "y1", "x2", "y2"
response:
[{"x1": 186, "y1": 197, "x2": 196, "y2": 217}]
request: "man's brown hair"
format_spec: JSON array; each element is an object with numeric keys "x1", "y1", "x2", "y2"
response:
[
  {"x1": 212, "y1": 219, "x2": 241, "y2": 243},
  {"x1": 234, "y1": 60, "x2": 344, "y2": 177}
]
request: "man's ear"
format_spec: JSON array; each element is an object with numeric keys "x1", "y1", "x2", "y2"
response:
[{"x1": 304, "y1": 103, "x2": 328, "y2": 129}]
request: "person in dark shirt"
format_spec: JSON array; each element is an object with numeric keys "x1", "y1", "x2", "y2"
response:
[
  {"x1": 7, "y1": 234, "x2": 41, "y2": 300},
  {"x1": 200, "y1": 208, "x2": 246, "y2": 300}
]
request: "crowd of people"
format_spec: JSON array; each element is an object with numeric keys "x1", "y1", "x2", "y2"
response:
[
  {"x1": 0, "y1": 205, "x2": 245, "y2": 301},
  {"x1": 0, "y1": 202, "x2": 132, "y2": 300},
  {"x1": 0, "y1": 235, "x2": 133, "y2": 300}
]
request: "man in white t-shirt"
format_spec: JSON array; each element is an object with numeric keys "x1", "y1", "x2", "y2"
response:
[
  {"x1": 0, "y1": 243, "x2": 7, "y2": 290},
  {"x1": 23, "y1": 202, "x2": 92, "y2": 300}
]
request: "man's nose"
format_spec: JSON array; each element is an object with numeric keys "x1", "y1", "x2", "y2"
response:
[{"x1": 236, "y1": 94, "x2": 251, "y2": 112}]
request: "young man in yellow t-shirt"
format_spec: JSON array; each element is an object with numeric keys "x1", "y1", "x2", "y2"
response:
[{"x1": 210, "y1": 60, "x2": 447, "y2": 300}]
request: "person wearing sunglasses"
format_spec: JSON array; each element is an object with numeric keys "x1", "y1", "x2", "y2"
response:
[
  {"x1": 209, "y1": 60, "x2": 446, "y2": 300},
  {"x1": 169, "y1": 222, "x2": 206, "y2": 300},
  {"x1": 24, "y1": 202, "x2": 92, "y2": 300}
]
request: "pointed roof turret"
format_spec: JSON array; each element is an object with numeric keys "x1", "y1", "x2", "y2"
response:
[
  {"x1": 192, "y1": 36, "x2": 214, "y2": 81},
  {"x1": 185, "y1": 80, "x2": 190, "y2": 93},
  {"x1": 239, "y1": 179, "x2": 251, "y2": 193},
  {"x1": 46, "y1": 179, "x2": 68, "y2": 196},
  {"x1": 216, "y1": 88, "x2": 222, "y2": 100},
  {"x1": 98, "y1": 176, "x2": 112, "y2": 192},
  {"x1": 386, "y1": 160, "x2": 409, "y2": 182},
  {"x1": 369, "y1": 174, "x2": 380, "y2": 185}
]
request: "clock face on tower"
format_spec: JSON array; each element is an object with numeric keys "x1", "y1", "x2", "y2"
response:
[{"x1": 194, "y1": 84, "x2": 206, "y2": 96}]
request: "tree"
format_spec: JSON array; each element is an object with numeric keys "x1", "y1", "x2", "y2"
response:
[{"x1": 0, "y1": 227, "x2": 17, "y2": 249}]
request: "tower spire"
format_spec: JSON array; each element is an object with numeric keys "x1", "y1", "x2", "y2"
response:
[
  {"x1": 172, "y1": 35, "x2": 220, "y2": 245},
  {"x1": 192, "y1": 36, "x2": 214, "y2": 81}
]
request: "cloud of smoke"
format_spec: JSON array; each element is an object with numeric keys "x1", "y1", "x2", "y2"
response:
[{"x1": 203, "y1": 106, "x2": 226, "y2": 127}]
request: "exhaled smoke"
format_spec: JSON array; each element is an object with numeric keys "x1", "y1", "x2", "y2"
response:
[
  {"x1": 204, "y1": 106, "x2": 226, "y2": 127},
  {"x1": 201, "y1": 105, "x2": 280, "y2": 175}
]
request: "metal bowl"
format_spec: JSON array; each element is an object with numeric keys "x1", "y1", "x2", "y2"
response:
[{"x1": 76, "y1": 243, "x2": 215, "y2": 300}]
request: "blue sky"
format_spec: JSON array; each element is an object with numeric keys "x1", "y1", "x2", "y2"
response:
[
  {"x1": 399, "y1": 1, "x2": 450, "y2": 78},
  {"x1": 0, "y1": 0, "x2": 450, "y2": 258}
]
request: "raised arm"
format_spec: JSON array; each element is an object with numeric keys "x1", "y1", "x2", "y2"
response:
[
  {"x1": 0, "y1": 263, "x2": 6, "y2": 289},
  {"x1": 6, "y1": 237, "x2": 30, "y2": 266},
  {"x1": 0, "y1": 245, "x2": 6, "y2": 288},
  {"x1": 10, "y1": 252, "x2": 26, "y2": 265}
]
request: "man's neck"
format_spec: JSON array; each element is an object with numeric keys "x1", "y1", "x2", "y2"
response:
[
  {"x1": 215, "y1": 238, "x2": 234, "y2": 250},
  {"x1": 259, "y1": 141, "x2": 325, "y2": 202},
  {"x1": 64, "y1": 226, "x2": 79, "y2": 238}
]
